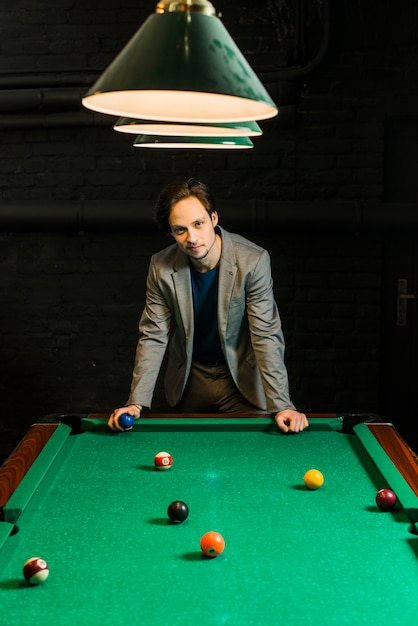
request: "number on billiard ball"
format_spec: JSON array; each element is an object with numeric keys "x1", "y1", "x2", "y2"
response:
[
  {"x1": 376, "y1": 488, "x2": 397, "y2": 510},
  {"x1": 23, "y1": 557, "x2": 49, "y2": 584},
  {"x1": 200, "y1": 531, "x2": 225, "y2": 557},
  {"x1": 154, "y1": 451, "x2": 172, "y2": 470},
  {"x1": 167, "y1": 500, "x2": 189, "y2": 523},
  {"x1": 119, "y1": 413, "x2": 135, "y2": 430}
]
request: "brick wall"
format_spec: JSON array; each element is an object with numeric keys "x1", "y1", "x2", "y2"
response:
[
  {"x1": 0, "y1": 0, "x2": 417, "y2": 450},
  {"x1": 0, "y1": 228, "x2": 382, "y2": 429}
]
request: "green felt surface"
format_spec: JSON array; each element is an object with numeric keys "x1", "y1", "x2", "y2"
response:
[{"x1": 0, "y1": 418, "x2": 417, "y2": 626}]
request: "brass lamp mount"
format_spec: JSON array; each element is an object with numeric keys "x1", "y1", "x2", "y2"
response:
[{"x1": 156, "y1": 0, "x2": 217, "y2": 16}]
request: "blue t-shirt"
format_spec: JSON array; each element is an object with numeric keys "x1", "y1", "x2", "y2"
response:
[{"x1": 190, "y1": 264, "x2": 225, "y2": 363}]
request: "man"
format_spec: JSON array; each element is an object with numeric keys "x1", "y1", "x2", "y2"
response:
[{"x1": 109, "y1": 178, "x2": 308, "y2": 434}]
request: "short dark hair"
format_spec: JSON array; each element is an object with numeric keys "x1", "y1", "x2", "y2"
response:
[{"x1": 154, "y1": 178, "x2": 217, "y2": 232}]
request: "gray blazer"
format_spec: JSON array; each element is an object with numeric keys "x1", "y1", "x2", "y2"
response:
[{"x1": 127, "y1": 227, "x2": 295, "y2": 413}]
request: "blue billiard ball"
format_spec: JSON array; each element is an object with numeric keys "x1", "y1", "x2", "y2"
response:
[{"x1": 119, "y1": 413, "x2": 135, "y2": 430}]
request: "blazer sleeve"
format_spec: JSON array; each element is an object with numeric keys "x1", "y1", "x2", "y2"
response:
[
  {"x1": 245, "y1": 249, "x2": 295, "y2": 413},
  {"x1": 126, "y1": 256, "x2": 172, "y2": 408}
]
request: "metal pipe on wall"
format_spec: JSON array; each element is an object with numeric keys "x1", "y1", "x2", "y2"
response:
[{"x1": 1, "y1": 200, "x2": 417, "y2": 232}]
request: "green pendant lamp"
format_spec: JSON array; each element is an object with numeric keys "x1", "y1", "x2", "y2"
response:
[
  {"x1": 82, "y1": 0, "x2": 278, "y2": 123},
  {"x1": 133, "y1": 135, "x2": 254, "y2": 149},
  {"x1": 114, "y1": 117, "x2": 263, "y2": 137}
]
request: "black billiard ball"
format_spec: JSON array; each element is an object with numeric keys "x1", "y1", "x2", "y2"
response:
[
  {"x1": 376, "y1": 488, "x2": 397, "y2": 510},
  {"x1": 167, "y1": 500, "x2": 189, "y2": 523},
  {"x1": 119, "y1": 413, "x2": 135, "y2": 429}
]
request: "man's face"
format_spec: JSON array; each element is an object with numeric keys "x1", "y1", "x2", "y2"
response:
[{"x1": 169, "y1": 196, "x2": 219, "y2": 265}]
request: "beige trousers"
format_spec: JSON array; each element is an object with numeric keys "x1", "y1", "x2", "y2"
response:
[{"x1": 178, "y1": 361, "x2": 265, "y2": 413}]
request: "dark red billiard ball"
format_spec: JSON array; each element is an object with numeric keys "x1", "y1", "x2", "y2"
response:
[
  {"x1": 376, "y1": 488, "x2": 397, "y2": 510},
  {"x1": 119, "y1": 413, "x2": 135, "y2": 430},
  {"x1": 23, "y1": 557, "x2": 49, "y2": 584},
  {"x1": 167, "y1": 500, "x2": 189, "y2": 523}
]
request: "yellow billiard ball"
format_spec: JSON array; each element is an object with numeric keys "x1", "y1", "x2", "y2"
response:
[{"x1": 304, "y1": 469, "x2": 324, "y2": 490}]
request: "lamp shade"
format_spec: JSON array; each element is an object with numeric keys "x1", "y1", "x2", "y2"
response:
[
  {"x1": 82, "y1": 2, "x2": 278, "y2": 123},
  {"x1": 133, "y1": 134, "x2": 254, "y2": 149},
  {"x1": 114, "y1": 118, "x2": 263, "y2": 137}
]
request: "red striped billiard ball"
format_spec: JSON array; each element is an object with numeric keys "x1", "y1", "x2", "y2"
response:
[
  {"x1": 23, "y1": 557, "x2": 49, "y2": 584},
  {"x1": 118, "y1": 413, "x2": 135, "y2": 429},
  {"x1": 200, "y1": 531, "x2": 225, "y2": 557},
  {"x1": 154, "y1": 451, "x2": 172, "y2": 470},
  {"x1": 376, "y1": 488, "x2": 397, "y2": 510}
]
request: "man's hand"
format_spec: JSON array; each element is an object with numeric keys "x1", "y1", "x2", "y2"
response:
[
  {"x1": 274, "y1": 409, "x2": 309, "y2": 433},
  {"x1": 108, "y1": 405, "x2": 142, "y2": 431}
]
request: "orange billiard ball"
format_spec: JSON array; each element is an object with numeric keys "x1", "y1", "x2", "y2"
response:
[
  {"x1": 303, "y1": 469, "x2": 324, "y2": 490},
  {"x1": 154, "y1": 451, "x2": 172, "y2": 470},
  {"x1": 200, "y1": 531, "x2": 225, "y2": 557}
]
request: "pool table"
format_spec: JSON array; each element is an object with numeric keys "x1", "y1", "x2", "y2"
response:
[{"x1": 0, "y1": 413, "x2": 417, "y2": 626}]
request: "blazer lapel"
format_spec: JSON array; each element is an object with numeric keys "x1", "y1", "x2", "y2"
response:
[
  {"x1": 217, "y1": 228, "x2": 237, "y2": 337},
  {"x1": 172, "y1": 248, "x2": 194, "y2": 347}
]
